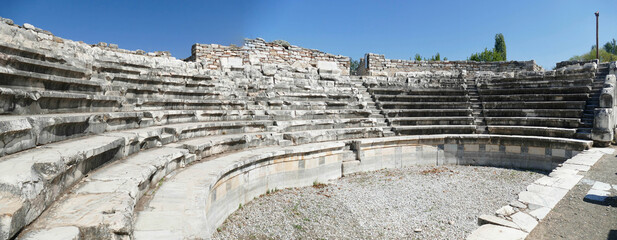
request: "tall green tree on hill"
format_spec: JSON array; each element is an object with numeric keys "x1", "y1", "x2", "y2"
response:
[
  {"x1": 494, "y1": 33, "x2": 506, "y2": 61},
  {"x1": 469, "y1": 33, "x2": 506, "y2": 62}
]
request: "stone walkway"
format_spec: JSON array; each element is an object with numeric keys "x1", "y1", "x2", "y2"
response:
[{"x1": 527, "y1": 146, "x2": 617, "y2": 240}]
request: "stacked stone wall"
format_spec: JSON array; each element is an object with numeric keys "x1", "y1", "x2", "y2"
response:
[
  {"x1": 191, "y1": 38, "x2": 350, "y2": 75},
  {"x1": 358, "y1": 53, "x2": 543, "y2": 77}
]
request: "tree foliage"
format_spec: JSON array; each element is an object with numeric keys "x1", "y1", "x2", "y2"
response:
[
  {"x1": 349, "y1": 58, "x2": 360, "y2": 75},
  {"x1": 468, "y1": 33, "x2": 506, "y2": 62},
  {"x1": 494, "y1": 33, "x2": 506, "y2": 61},
  {"x1": 469, "y1": 48, "x2": 504, "y2": 62},
  {"x1": 570, "y1": 39, "x2": 617, "y2": 63},
  {"x1": 411, "y1": 52, "x2": 447, "y2": 61},
  {"x1": 603, "y1": 39, "x2": 617, "y2": 55},
  {"x1": 570, "y1": 47, "x2": 617, "y2": 63}
]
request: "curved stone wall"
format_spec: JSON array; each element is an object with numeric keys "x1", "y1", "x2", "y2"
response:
[{"x1": 131, "y1": 135, "x2": 591, "y2": 239}]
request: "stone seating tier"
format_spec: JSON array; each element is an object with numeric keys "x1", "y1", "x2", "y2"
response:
[
  {"x1": 377, "y1": 101, "x2": 470, "y2": 109},
  {"x1": 0, "y1": 52, "x2": 87, "y2": 79},
  {"x1": 483, "y1": 109, "x2": 583, "y2": 118},
  {"x1": 478, "y1": 86, "x2": 591, "y2": 95},
  {"x1": 480, "y1": 79, "x2": 593, "y2": 88},
  {"x1": 383, "y1": 109, "x2": 473, "y2": 117},
  {"x1": 388, "y1": 116, "x2": 475, "y2": 126},
  {"x1": 480, "y1": 93, "x2": 590, "y2": 102},
  {"x1": 374, "y1": 94, "x2": 469, "y2": 102},
  {"x1": 485, "y1": 117, "x2": 581, "y2": 128}
]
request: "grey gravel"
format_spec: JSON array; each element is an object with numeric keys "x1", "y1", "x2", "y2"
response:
[{"x1": 212, "y1": 165, "x2": 545, "y2": 240}]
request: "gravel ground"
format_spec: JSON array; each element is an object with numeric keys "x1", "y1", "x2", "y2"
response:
[{"x1": 212, "y1": 165, "x2": 545, "y2": 240}]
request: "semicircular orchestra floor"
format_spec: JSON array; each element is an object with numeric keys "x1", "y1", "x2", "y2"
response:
[{"x1": 212, "y1": 165, "x2": 546, "y2": 239}]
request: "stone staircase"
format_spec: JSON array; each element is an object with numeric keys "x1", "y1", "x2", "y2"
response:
[
  {"x1": 576, "y1": 64, "x2": 608, "y2": 139},
  {"x1": 350, "y1": 77, "x2": 396, "y2": 137},
  {"x1": 467, "y1": 78, "x2": 488, "y2": 134}
]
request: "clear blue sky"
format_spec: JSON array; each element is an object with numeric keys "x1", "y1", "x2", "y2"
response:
[{"x1": 2, "y1": 0, "x2": 615, "y2": 68}]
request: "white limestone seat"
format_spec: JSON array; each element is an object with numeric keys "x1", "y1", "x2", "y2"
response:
[
  {"x1": 392, "y1": 125, "x2": 476, "y2": 135},
  {"x1": 480, "y1": 93, "x2": 589, "y2": 102},
  {"x1": 374, "y1": 94, "x2": 469, "y2": 102},
  {"x1": 0, "y1": 52, "x2": 87, "y2": 79},
  {"x1": 388, "y1": 116, "x2": 475, "y2": 126},
  {"x1": 382, "y1": 109, "x2": 473, "y2": 118},
  {"x1": 480, "y1": 79, "x2": 592, "y2": 88},
  {"x1": 274, "y1": 118, "x2": 387, "y2": 132},
  {"x1": 282, "y1": 127, "x2": 385, "y2": 144},
  {"x1": 0, "y1": 87, "x2": 122, "y2": 114},
  {"x1": 177, "y1": 132, "x2": 288, "y2": 160},
  {"x1": 478, "y1": 86, "x2": 591, "y2": 95},
  {"x1": 484, "y1": 117, "x2": 581, "y2": 128},
  {"x1": 487, "y1": 126, "x2": 577, "y2": 138},
  {"x1": 481, "y1": 101, "x2": 586, "y2": 109},
  {"x1": 0, "y1": 66, "x2": 102, "y2": 93},
  {"x1": 18, "y1": 147, "x2": 196, "y2": 240},
  {"x1": 377, "y1": 101, "x2": 470, "y2": 109},
  {"x1": 0, "y1": 135, "x2": 126, "y2": 239},
  {"x1": 483, "y1": 109, "x2": 583, "y2": 118}
]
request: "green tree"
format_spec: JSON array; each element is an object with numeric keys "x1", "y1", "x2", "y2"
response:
[
  {"x1": 429, "y1": 52, "x2": 441, "y2": 61},
  {"x1": 570, "y1": 47, "x2": 617, "y2": 63},
  {"x1": 413, "y1": 54, "x2": 422, "y2": 61},
  {"x1": 603, "y1": 39, "x2": 617, "y2": 55},
  {"x1": 349, "y1": 58, "x2": 360, "y2": 75},
  {"x1": 469, "y1": 33, "x2": 506, "y2": 62},
  {"x1": 494, "y1": 33, "x2": 506, "y2": 61},
  {"x1": 469, "y1": 48, "x2": 502, "y2": 62}
]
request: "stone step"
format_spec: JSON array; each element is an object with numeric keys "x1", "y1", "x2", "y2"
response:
[
  {"x1": 483, "y1": 109, "x2": 583, "y2": 118},
  {"x1": 479, "y1": 86, "x2": 591, "y2": 95},
  {"x1": 0, "y1": 87, "x2": 122, "y2": 114},
  {"x1": 392, "y1": 125, "x2": 476, "y2": 135},
  {"x1": 486, "y1": 72, "x2": 594, "y2": 82},
  {"x1": 480, "y1": 79, "x2": 592, "y2": 88},
  {"x1": 172, "y1": 132, "x2": 286, "y2": 160},
  {"x1": 377, "y1": 101, "x2": 470, "y2": 110},
  {"x1": 0, "y1": 135, "x2": 126, "y2": 239},
  {"x1": 135, "y1": 98, "x2": 247, "y2": 111},
  {"x1": 0, "y1": 67, "x2": 103, "y2": 94},
  {"x1": 283, "y1": 127, "x2": 385, "y2": 145},
  {"x1": 373, "y1": 94, "x2": 469, "y2": 102},
  {"x1": 18, "y1": 147, "x2": 196, "y2": 240},
  {"x1": 480, "y1": 93, "x2": 590, "y2": 102},
  {"x1": 382, "y1": 109, "x2": 472, "y2": 117},
  {"x1": 275, "y1": 118, "x2": 387, "y2": 132},
  {"x1": 388, "y1": 116, "x2": 474, "y2": 126},
  {"x1": 369, "y1": 87, "x2": 466, "y2": 96},
  {"x1": 484, "y1": 117, "x2": 581, "y2": 128},
  {"x1": 482, "y1": 101, "x2": 586, "y2": 109},
  {"x1": 0, "y1": 52, "x2": 88, "y2": 79},
  {"x1": 487, "y1": 125, "x2": 577, "y2": 138},
  {"x1": 0, "y1": 42, "x2": 68, "y2": 65},
  {"x1": 108, "y1": 72, "x2": 214, "y2": 88},
  {"x1": 162, "y1": 120, "x2": 275, "y2": 140}
]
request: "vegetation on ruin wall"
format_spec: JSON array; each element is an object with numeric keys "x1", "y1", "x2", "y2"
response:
[
  {"x1": 468, "y1": 33, "x2": 507, "y2": 62},
  {"x1": 569, "y1": 39, "x2": 617, "y2": 63},
  {"x1": 411, "y1": 53, "x2": 448, "y2": 61},
  {"x1": 350, "y1": 58, "x2": 360, "y2": 75}
]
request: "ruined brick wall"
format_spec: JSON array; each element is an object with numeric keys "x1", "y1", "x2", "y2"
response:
[
  {"x1": 191, "y1": 38, "x2": 350, "y2": 75},
  {"x1": 357, "y1": 53, "x2": 543, "y2": 76}
]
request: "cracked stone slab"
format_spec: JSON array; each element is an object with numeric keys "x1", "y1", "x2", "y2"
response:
[{"x1": 467, "y1": 224, "x2": 527, "y2": 240}]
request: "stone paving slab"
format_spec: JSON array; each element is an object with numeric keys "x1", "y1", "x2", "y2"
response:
[{"x1": 467, "y1": 147, "x2": 614, "y2": 239}]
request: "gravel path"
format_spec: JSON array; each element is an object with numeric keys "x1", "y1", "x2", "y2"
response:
[{"x1": 212, "y1": 165, "x2": 545, "y2": 240}]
